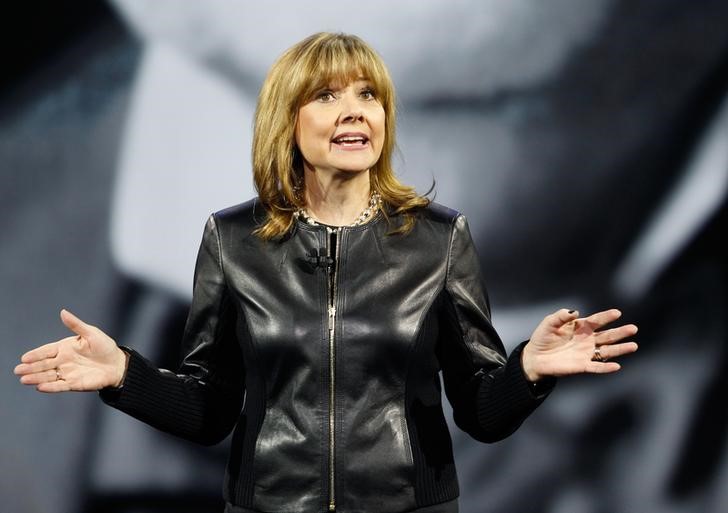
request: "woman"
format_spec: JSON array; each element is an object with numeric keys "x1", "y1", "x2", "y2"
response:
[{"x1": 14, "y1": 32, "x2": 638, "y2": 513}]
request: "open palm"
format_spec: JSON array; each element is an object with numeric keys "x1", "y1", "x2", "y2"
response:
[
  {"x1": 521, "y1": 308, "x2": 638, "y2": 382},
  {"x1": 14, "y1": 309, "x2": 128, "y2": 393}
]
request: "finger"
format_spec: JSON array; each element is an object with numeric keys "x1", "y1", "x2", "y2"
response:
[
  {"x1": 595, "y1": 324, "x2": 639, "y2": 344},
  {"x1": 14, "y1": 356, "x2": 59, "y2": 376},
  {"x1": 36, "y1": 379, "x2": 72, "y2": 393},
  {"x1": 583, "y1": 308, "x2": 622, "y2": 330},
  {"x1": 547, "y1": 308, "x2": 579, "y2": 328},
  {"x1": 19, "y1": 368, "x2": 60, "y2": 386},
  {"x1": 19, "y1": 341, "x2": 60, "y2": 364},
  {"x1": 595, "y1": 341, "x2": 639, "y2": 360},
  {"x1": 60, "y1": 309, "x2": 94, "y2": 338},
  {"x1": 585, "y1": 361, "x2": 623, "y2": 374}
]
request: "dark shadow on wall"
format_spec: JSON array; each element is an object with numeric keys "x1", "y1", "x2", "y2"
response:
[{"x1": 3, "y1": 1, "x2": 728, "y2": 513}]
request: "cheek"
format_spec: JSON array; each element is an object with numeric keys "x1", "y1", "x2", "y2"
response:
[
  {"x1": 296, "y1": 108, "x2": 328, "y2": 149},
  {"x1": 372, "y1": 110, "x2": 386, "y2": 146}
]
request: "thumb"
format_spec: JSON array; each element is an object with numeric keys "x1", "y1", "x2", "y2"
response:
[
  {"x1": 60, "y1": 309, "x2": 93, "y2": 337},
  {"x1": 549, "y1": 308, "x2": 579, "y2": 328}
]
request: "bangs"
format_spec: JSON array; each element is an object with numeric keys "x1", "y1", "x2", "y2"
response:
[{"x1": 292, "y1": 35, "x2": 393, "y2": 106}]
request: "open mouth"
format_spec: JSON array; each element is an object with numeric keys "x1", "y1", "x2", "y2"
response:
[{"x1": 331, "y1": 134, "x2": 369, "y2": 147}]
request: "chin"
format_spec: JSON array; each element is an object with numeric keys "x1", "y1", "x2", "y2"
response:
[
  {"x1": 333, "y1": 158, "x2": 378, "y2": 173},
  {"x1": 340, "y1": 166, "x2": 374, "y2": 175}
]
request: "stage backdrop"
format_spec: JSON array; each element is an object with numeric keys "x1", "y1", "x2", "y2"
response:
[{"x1": 2, "y1": 1, "x2": 728, "y2": 512}]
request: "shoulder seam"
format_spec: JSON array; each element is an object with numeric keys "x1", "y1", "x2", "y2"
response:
[
  {"x1": 209, "y1": 213, "x2": 227, "y2": 284},
  {"x1": 444, "y1": 213, "x2": 464, "y2": 286}
]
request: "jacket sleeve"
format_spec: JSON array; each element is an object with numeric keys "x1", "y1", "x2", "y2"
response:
[
  {"x1": 438, "y1": 214, "x2": 555, "y2": 443},
  {"x1": 99, "y1": 214, "x2": 245, "y2": 446}
]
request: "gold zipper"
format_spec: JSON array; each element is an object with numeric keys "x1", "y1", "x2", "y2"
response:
[{"x1": 327, "y1": 227, "x2": 342, "y2": 511}]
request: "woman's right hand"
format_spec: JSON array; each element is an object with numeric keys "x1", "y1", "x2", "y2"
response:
[{"x1": 14, "y1": 309, "x2": 129, "y2": 393}]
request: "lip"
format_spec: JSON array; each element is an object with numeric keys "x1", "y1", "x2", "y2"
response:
[
  {"x1": 330, "y1": 132, "x2": 370, "y2": 152},
  {"x1": 331, "y1": 131, "x2": 369, "y2": 143}
]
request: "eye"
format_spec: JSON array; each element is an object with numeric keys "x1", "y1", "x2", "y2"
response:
[
  {"x1": 360, "y1": 88, "x2": 376, "y2": 101},
  {"x1": 316, "y1": 90, "x2": 336, "y2": 103}
]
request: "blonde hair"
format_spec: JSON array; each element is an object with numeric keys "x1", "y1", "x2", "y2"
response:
[{"x1": 252, "y1": 32, "x2": 430, "y2": 240}]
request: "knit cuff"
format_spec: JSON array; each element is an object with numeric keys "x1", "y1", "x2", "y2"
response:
[
  {"x1": 475, "y1": 341, "x2": 556, "y2": 430},
  {"x1": 98, "y1": 347, "x2": 153, "y2": 407}
]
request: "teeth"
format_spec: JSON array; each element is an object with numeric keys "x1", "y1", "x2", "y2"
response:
[{"x1": 334, "y1": 136, "x2": 366, "y2": 143}]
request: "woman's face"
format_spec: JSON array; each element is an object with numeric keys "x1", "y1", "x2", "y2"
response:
[{"x1": 295, "y1": 79, "x2": 385, "y2": 176}]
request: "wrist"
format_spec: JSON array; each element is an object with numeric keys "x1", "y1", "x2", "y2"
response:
[
  {"x1": 111, "y1": 348, "x2": 130, "y2": 388},
  {"x1": 520, "y1": 344, "x2": 542, "y2": 382}
]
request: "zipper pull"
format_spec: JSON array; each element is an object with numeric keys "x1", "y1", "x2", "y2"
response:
[{"x1": 328, "y1": 306, "x2": 336, "y2": 331}]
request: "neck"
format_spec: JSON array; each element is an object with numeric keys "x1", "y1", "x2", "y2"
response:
[{"x1": 303, "y1": 167, "x2": 372, "y2": 226}]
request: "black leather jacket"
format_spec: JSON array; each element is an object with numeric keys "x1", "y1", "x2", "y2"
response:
[{"x1": 101, "y1": 199, "x2": 553, "y2": 513}]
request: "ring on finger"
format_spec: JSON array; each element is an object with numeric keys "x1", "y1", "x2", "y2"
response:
[{"x1": 592, "y1": 346, "x2": 607, "y2": 362}]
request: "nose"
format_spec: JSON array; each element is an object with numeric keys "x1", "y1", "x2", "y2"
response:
[
  {"x1": 340, "y1": 111, "x2": 364, "y2": 123},
  {"x1": 338, "y1": 94, "x2": 364, "y2": 124}
]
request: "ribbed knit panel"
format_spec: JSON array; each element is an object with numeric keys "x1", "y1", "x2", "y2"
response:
[
  {"x1": 225, "y1": 374, "x2": 265, "y2": 508},
  {"x1": 99, "y1": 349, "x2": 242, "y2": 445},
  {"x1": 218, "y1": 313, "x2": 263, "y2": 509},
  {"x1": 406, "y1": 306, "x2": 460, "y2": 507},
  {"x1": 475, "y1": 341, "x2": 556, "y2": 440},
  {"x1": 411, "y1": 429, "x2": 459, "y2": 507}
]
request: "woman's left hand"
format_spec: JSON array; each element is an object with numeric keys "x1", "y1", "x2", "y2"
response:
[{"x1": 520, "y1": 308, "x2": 638, "y2": 382}]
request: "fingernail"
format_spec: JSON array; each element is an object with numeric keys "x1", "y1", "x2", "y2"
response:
[{"x1": 568, "y1": 310, "x2": 576, "y2": 314}]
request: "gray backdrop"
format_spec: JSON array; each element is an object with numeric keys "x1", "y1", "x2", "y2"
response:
[{"x1": 2, "y1": 1, "x2": 728, "y2": 512}]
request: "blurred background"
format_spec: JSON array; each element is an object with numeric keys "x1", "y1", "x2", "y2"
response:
[{"x1": 2, "y1": 1, "x2": 728, "y2": 512}]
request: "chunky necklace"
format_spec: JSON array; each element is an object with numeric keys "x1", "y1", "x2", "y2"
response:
[{"x1": 295, "y1": 191, "x2": 381, "y2": 227}]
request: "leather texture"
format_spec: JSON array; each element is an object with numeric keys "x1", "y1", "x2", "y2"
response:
[{"x1": 101, "y1": 199, "x2": 551, "y2": 513}]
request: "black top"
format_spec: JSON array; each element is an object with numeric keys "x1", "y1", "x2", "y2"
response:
[{"x1": 101, "y1": 199, "x2": 554, "y2": 513}]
